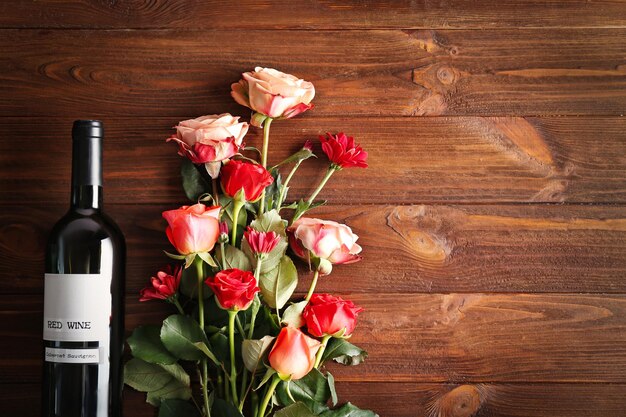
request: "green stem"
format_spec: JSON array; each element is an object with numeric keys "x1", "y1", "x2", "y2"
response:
[
  {"x1": 258, "y1": 118, "x2": 273, "y2": 216},
  {"x1": 194, "y1": 258, "x2": 210, "y2": 417},
  {"x1": 305, "y1": 269, "x2": 320, "y2": 302},
  {"x1": 171, "y1": 297, "x2": 185, "y2": 315},
  {"x1": 251, "y1": 390, "x2": 259, "y2": 417},
  {"x1": 314, "y1": 335, "x2": 332, "y2": 368},
  {"x1": 212, "y1": 178, "x2": 220, "y2": 206},
  {"x1": 228, "y1": 310, "x2": 240, "y2": 405},
  {"x1": 276, "y1": 161, "x2": 302, "y2": 212},
  {"x1": 231, "y1": 199, "x2": 244, "y2": 245},
  {"x1": 220, "y1": 242, "x2": 226, "y2": 266},
  {"x1": 258, "y1": 375, "x2": 281, "y2": 417},
  {"x1": 307, "y1": 166, "x2": 336, "y2": 206}
]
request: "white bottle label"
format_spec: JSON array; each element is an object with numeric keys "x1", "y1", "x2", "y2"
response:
[{"x1": 43, "y1": 273, "x2": 111, "y2": 344}]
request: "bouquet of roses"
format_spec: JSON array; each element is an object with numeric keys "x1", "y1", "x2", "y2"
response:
[{"x1": 124, "y1": 67, "x2": 376, "y2": 417}]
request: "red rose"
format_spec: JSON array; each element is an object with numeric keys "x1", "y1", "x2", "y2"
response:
[
  {"x1": 162, "y1": 203, "x2": 221, "y2": 255},
  {"x1": 244, "y1": 227, "x2": 281, "y2": 256},
  {"x1": 320, "y1": 132, "x2": 368, "y2": 169},
  {"x1": 205, "y1": 268, "x2": 260, "y2": 311},
  {"x1": 220, "y1": 160, "x2": 273, "y2": 202},
  {"x1": 139, "y1": 266, "x2": 182, "y2": 302},
  {"x1": 268, "y1": 326, "x2": 320, "y2": 380},
  {"x1": 303, "y1": 293, "x2": 364, "y2": 338}
]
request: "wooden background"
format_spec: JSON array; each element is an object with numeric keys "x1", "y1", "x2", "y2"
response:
[{"x1": 1, "y1": 1, "x2": 626, "y2": 416}]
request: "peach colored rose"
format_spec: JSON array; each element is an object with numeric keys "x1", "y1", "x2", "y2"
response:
[
  {"x1": 268, "y1": 326, "x2": 320, "y2": 380},
  {"x1": 167, "y1": 113, "x2": 248, "y2": 166},
  {"x1": 231, "y1": 67, "x2": 315, "y2": 125},
  {"x1": 288, "y1": 218, "x2": 362, "y2": 273},
  {"x1": 162, "y1": 203, "x2": 221, "y2": 255}
]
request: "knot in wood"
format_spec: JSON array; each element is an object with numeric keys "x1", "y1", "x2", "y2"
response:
[{"x1": 437, "y1": 385, "x2": 483, "y2": 417}]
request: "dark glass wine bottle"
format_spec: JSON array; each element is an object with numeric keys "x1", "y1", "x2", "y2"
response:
[{"x1": 43, "y1": 120, "x2": 126, "y2": 417}]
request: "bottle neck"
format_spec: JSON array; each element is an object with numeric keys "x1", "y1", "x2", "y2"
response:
[
  {"x1": 71, "y1": 185, "x2": 103, "y2": 210},
  {"x1": 70, "y1": 131, "x2": 103, "y2": 211}
]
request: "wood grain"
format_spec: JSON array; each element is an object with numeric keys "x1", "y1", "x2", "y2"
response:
[
  {"x1": 2, "y1": 117, "x2": 625, "y2": 205},
  {"x1": 2, "y1": 204, "x2": 625, "y2": 295},
  {"x1": 4, "y1": 381, "x2": 626, "y2": 417},
  {"x1": 1, "y1": 29, "x2": 625, "y2": 117},
  {"x1": 3, "y1": 294, "x2": 626, "y2": 384},
  {"x1": 1, "y1": 1, "x2": 625, "y2": 29}
]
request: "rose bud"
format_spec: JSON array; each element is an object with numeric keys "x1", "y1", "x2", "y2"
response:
[
  {"x1": 303, "y1": 294, "x2": 364, "y2": 338},
  {"x1": 220, "y1": 159, "x2": 273, "y2": 202},
  {"x1": 205, "y1": 268, "x2": 260, "y2": 311},
  {"x1": 218, "y1": 221, "x2": 229, "y2": 244},
  {"x1": 288, "y1": 217, "x2": 362, "y2": 275},
  {"x1": 162, "y1": 203, "x2": 221, "y2": 255},
  {"x1": 268, "y1": 326, "x2": 321, "y2": 381},
  {"x1": 231, "y1": 67, "x2": 315, "y2": 126},
  {"x1": 166, "y1": 114, "x2": 249, "y2": 173},
  {"x1": 139, "y1": 265, "x2": 182, "y2": 302},
  {"x1": 244, "y1": 227, "x2": 281, "y2": 258},
  {"x1": 320, "y1": 132, "x2": 368, "y2": 169}
]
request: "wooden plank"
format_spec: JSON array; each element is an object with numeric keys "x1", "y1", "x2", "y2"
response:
[
  {"x1": 0, "y1": 29, "x2": 624, "y2": 117},
  {"x1": 1, "y1": 1, "x2": 625, "y2": 29},
  {"x1": 1, "y1": 117, "x2": 625, "y2": 205},
  {"x1": 3, "y1": 294, "x2": 626, "y2": 384},
  {"x1": 2, "y1": 204, "x2": 625, "y2": 295},
  {"x1": 3, "y1": 382, "x2": 626, "y2": 417}
]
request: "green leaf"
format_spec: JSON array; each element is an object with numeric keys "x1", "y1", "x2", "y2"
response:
[
  {"x1": 276, "y1": 368, "x2": 330, "y2": 414},
  {"x1": 181, "y1": 158, "x2": 211, "y2": 202},
  {"x1": 217, "y1": 244, "x2": 252, "y2": 271},
  {"x1": 158, "y1": 399, "x2": 200, "y2": 417},
  {"x1": 327, "y1": 371, "x2": 338, "y2": 406},
  {"x1": 211, "y1": 398, "x2": 245, "y2": 417},
  {"x1": 321, "y1": 339, "x2": 368, "y2": 366},
  {"x1": 123, "y1": 358, "x2": 172, "y2": 392},
  {"x1": 320, "y1": 403, "x2": 379, "y2": 417},
  {"x1": 145, "y1": 378, "x2": 192, "y2": 407},
  {"x1": 209, "y1": 332, "x2": 229, "y2": 364},
  {"x1": 160, "y1": 314, "x2": 209, "y2": 361},
  {"x1": 256, "y1": 367, "x2": 277, "y2": 390},
  {"x1": 164, "y1": 251, "x2": 186, "y2": 260},
  {"x1": 259, "y1": 255, "x2": 298, "y2": 309},
  {"x1": 281, "y1": 301, "x2": 307, "y2": 328},
  {"x1": 197, "y1": 251, "x2": 218, "y2": 267},
  {"x1": 274, "y1": 402, "x2": 318, "y2": 417},
  {"x1": 242, "y1": 335, "x2": 275, "y2": 372},
  {"x1": 184, "y1": 254, "x2": 196, "y2": 269},
  {"x1": 250, "y1": 209, "x2": 287, "y2": 236},
  {"x1": 193, "y1": 342, "x2": 220, "y2": 366},
  {"x1": 127, "y1": 325, "x2": 176, "y2": 365},
  {"x1": 160, "y1": 362, "x2": 190, "y2": 387}
]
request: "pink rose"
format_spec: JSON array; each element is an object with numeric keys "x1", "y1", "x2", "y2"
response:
[
  {"x1": 162, "y1": 203, "x2": 221, "y2": 255},
  {"x1": 167, "y1": 113, "x2": 249, "y2": 166},
  {"x1": 268, "y1": 327, "x2": 320, "y2": 380},
  {"x1": 231, "y1": 67, "x2": 315, "y2": 125},
  {"x1": 288, "y1": 218, "x2": 362, "y2": 274}
]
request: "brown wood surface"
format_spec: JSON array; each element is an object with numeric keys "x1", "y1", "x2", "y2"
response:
[
  {"x1": 2, "y1": 204, "x2": 626, "y2": 295},
  {"x1": 2, "y1": 1, "x2": 626, "y2": 29},
  {"x1": 4, "y1": 382, "x2": 626, "y2": 417},
  {"x1": 2, "y1": 116, "x2": 626, "y2": 204},
  {"x1": 4, "y1": 294, "x2": 626, "y2": 385},
  {"x1": 2, "y1": 1, "x2": 626, "y2": 416},
  {"x1": 1, "y1": 29, "x2": 625, "y2": 118}
]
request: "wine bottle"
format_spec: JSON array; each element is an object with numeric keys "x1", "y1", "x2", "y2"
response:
[{"x1": 43, "y1": 120, "x2": 126, "y2": 417}]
